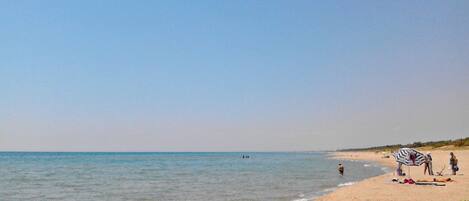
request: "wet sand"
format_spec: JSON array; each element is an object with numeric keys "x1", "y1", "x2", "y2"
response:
[{"x1": 317, "y1": 150, "x2": 469, "y2": 201}]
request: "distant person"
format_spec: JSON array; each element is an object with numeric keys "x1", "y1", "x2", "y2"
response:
[
  {"x1": 424, "y1": 152, "x2": 434, "y2": 175},
  {"x1": 338, "y1": 163, "x2": 344, "y2": 176},
  {"x1": 450, "y1": 152, "x2": 459, "y2": 175}
]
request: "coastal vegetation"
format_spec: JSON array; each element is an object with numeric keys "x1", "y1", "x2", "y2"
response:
[{"x1": 339, "y1": 137, "x2": 469, "y2": 152}]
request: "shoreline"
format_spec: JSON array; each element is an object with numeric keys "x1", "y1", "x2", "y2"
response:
[
  {"x1": 316, "y1": 150, "x2": 469, "y2": 201},
  {"x1": 303, "y1": 152, "x2": 392, "y2": 201}
]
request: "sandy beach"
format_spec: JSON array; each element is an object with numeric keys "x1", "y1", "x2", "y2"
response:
[{"x1": 317, "y1": 150, "x2": 469, "y2": 201}]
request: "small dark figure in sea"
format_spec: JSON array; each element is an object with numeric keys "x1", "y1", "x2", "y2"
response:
[{"x1": 338, "y1": 163, "x2": 344, "y2": 176}]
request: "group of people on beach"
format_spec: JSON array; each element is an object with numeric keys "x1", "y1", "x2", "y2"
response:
[
  {"x1": 397, "y1": 152, "x2": 459, "y2": 176},
  {"x1": 338, "y1": 152, "x2": 460, "y2": 177}
]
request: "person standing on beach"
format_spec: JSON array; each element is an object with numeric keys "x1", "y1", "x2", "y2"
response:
[
  {"x1": 450, "y1": 152, "x2": 459, "y2": 175},
  {"x1": 338, "y1": 164, "x2": 344, "y2": 176},
  {"x1": 396, "y1": 162, "x2": 405, "y2": 176},
  {"x1": 424, "y1": 152, "x2": 434, "y2": 175}
]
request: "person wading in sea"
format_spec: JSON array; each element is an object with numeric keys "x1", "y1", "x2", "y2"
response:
[{"x1": 338, "y1": 163, "x2": 344, "y2": 176}]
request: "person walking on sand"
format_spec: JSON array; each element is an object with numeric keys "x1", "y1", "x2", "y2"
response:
[
  {"x1": 338, "y1": 163, "x2": 344, "y2": 176},
  {"x1": 424, "y1": 152, "x2": 434, "y2": 175},
  {"x1": 450, "y1": 152, "x2": 459, "y2": 175}
]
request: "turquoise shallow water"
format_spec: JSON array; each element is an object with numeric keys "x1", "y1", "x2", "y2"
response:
[{"x1": 0, "y1": 152, "x2": 385, "y2": 201}]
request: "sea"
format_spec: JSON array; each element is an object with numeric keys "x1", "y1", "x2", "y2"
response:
[{"x1": 0, "y1": 152, "x2": 387, "y2": 201}]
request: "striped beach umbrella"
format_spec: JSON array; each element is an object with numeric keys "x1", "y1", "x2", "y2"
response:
[{"x1": 393, "y1": 148, "x2": 426, "y2": 166}]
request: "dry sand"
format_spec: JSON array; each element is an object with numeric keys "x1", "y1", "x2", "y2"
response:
[{"x1": 316, "y1": 150, "x2": 469, "y2": 201}]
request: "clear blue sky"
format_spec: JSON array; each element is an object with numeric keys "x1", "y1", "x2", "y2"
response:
[{"x1": 1, "y1": 0, "x2": 468, "y2": 151}]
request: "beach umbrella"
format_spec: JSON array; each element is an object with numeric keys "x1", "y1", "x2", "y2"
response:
[
  {"x1": 393, "y1": 148, "x2": 426, "y2": 166},
  {"x1": 393, "y1": 148, "x2": 426, "y2": 177}
]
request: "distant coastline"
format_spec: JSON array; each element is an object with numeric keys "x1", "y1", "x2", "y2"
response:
[{"x1": 338, "y1": 137, "x2": 469, "y2": 152}]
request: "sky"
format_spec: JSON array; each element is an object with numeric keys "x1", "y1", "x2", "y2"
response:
[{"x1": 1, "y1": 0, "x2": 468, "y2": 151}]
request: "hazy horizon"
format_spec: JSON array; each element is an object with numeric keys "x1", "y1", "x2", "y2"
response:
[{"x1": 1, "y1": 0, "x2": 468, "y2": 152}]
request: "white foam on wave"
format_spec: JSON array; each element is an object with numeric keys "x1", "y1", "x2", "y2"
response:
[
  {"x1": 295, "y1": 183, "x2": 347, "y2": 201},
  {"x1": 337, "y1": 181, "x2": 356, "y2": 187},
  {"x1": 322, "y1": 187, "x2": 337, "y2": 192},
  {"x1": 291, "y1": 192, "x2": 312, "y2": 201},
  {"x1": 291, "y1": 199, "x2": 309, "y2": 201},
  {"x1": 292, "y1": 188, "x2": 335, "y2": 201},
  {"x1": 363, "y1": 164, "x2": 371, "y2": 167},
  {"x1": 295, "y1": 186, "x2": 341, "y2": 201}
]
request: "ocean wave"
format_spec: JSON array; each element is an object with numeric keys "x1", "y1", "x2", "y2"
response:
[
  {"x1": 292, "y1": 187, "x2": 336, "y2": 201},
  {"x1": 363, "y1": 164, "x2": 371, "y2": 167},
  {"x1": 291, "y1": 199, "x2": 309, "y2": 201},
  {"x1": 337, "y1": 181, "x2": 356, "y2": 187},
  {"x1": 322, "y1": 187, "x2": 337, "y2": 192}
]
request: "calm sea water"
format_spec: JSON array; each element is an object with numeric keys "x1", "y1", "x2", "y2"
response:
[{"x1": 0, "y1": 152, "x2": 386, "y2": 201}]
